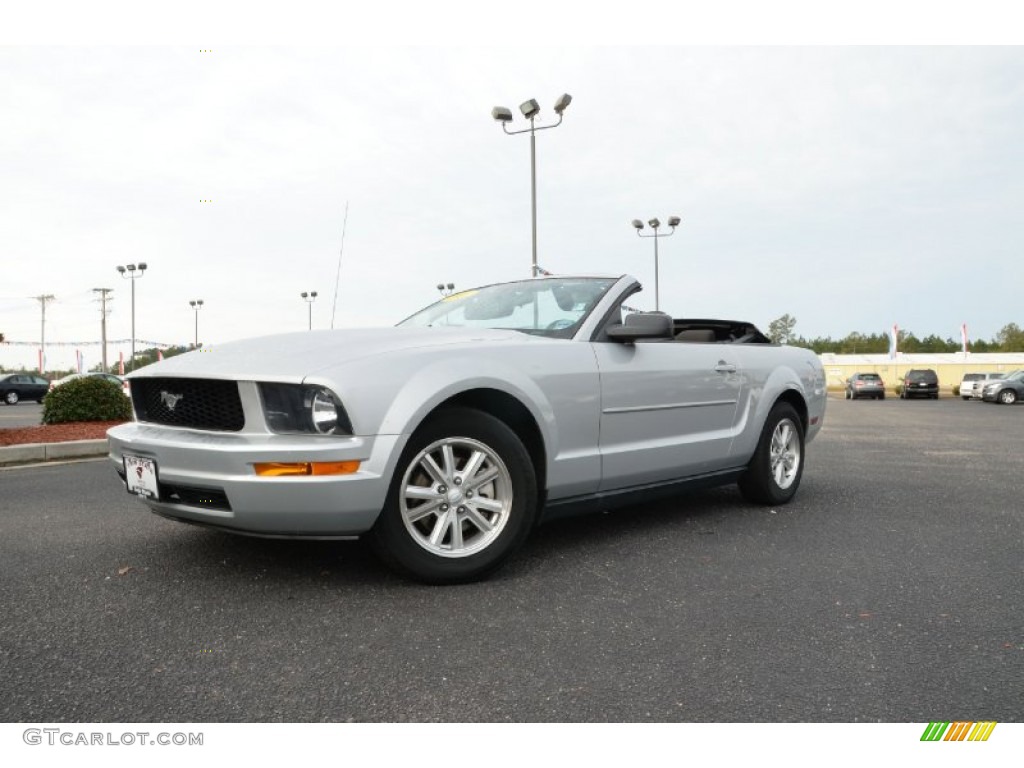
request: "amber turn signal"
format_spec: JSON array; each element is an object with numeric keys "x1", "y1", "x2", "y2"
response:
[{"x1": 253, "y1": 461, "x2": 360, "y2": 477}]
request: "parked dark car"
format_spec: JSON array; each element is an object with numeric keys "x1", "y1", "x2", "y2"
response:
[
  {"x1": 0, "y1": 373, "x2": 50, "y2": 404},
  {"x1": 980, "y1": 369, "x2": 1024, "y2": 405},
  {"x1": 845, "y1": 372, "x2": 886, "y2": 400},
  {"x1": 900, "y1": 369, "x2": 939, "y2": 399}
]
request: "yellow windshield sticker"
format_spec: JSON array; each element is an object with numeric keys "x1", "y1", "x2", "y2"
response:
[{"x1": 442, "y1": 290, "x2": 478, "y2": 302}]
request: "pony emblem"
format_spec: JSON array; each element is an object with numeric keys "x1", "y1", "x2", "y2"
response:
[{"x1": 160, "y1": 391, "x2": 184, "y2": 411}]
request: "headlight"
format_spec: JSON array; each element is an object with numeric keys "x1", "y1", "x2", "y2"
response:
[
  {"x1": 309, "y1": 388, "x2": 341, "y2": 433},
  {"x1": 258, "y1": 383, "x2": 354, "y2": 436}
]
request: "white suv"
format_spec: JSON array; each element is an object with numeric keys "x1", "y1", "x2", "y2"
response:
[{"x1": 959, "y1": 372, "x2": 1004, "y2": 400}]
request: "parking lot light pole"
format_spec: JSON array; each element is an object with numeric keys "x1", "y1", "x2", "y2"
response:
[
  {"x1": 189, "y1": 299, "x2": 204, "y2": 348},
  {"x1": 436, "y1": 282, "x2": 455, "y2": 297},
  {"x1": 301, "y1": 291, "x2": 318, "y2": 330},
  {"x1": 116, "y1": 262, "x2": 148, "y2": 371},
  {"x1": 631, "y1": 217, "x2": 680, "y2": 311},
  {"x1": 491, "y1": 93, "x2": 572, "y2": 278}
]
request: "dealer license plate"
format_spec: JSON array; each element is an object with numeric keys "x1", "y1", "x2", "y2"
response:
[{"x1": 124, "y1": 455, "x2": 160, "y2": 500}]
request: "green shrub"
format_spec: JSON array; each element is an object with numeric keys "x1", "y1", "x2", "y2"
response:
[
  {"x1": 42, "y1": 377, "x2": 133, "y2": 424},
  {"x1": 894, "y1": 384, "x2": 904, "y2": 396},
  {"x1": 952, "y1": 385, "x2": 961, "y2": 397}
]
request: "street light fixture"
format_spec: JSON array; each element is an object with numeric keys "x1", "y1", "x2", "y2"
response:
[
  {"x1": 189, "y1": 299, "x2": 204, "y2": 348},
  {"x1": 632, "y1": 216, "x2": 680, "y2": 311},
  {"x1": 301, "y1": 291, "x2": 318, "y2": 330},
  {"x1": 491, "y1": 92, "x2": 572, "y2": 277},
  {"x1": 116, "y1": 262, "x2": 148, "y2": 371},
  {"x1": 436, "y1": 282, "x2": 455, "y2": 297}
]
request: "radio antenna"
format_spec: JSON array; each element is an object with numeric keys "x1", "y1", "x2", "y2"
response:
[{"x1": 330, "y1": 201, "x2": 349, "y2": 329}]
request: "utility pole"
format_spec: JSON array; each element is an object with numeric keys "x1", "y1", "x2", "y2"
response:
[
  {"x1": 34, "y1": 294, "x2": 55, "y2": 374},
  {"x1": 93, "y1": 288, "x2": 114, "y2": 371}
]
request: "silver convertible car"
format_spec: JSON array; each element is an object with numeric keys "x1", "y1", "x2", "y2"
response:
[{"x1": 108, "y1": 275, "x2": 826, "y2": 583}]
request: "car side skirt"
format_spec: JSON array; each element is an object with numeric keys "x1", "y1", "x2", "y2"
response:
[{"x1": 539, "y1": 467, "x2": 746, "y2": 524}]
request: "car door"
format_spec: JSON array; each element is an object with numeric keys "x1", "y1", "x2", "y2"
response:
[
  {"x1": 11, "y1": 375, "x2": 31, "y2": 398},
  {"x1": 30, "y1": 376, "x2": 49, "y2": 399},
  {"x1": 591, "y1": 339, "x2": 744, "y2": 491}
]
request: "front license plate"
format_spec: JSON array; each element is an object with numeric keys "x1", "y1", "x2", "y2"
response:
[{"x1": 124, "y1": 455, "x2": 160, "y2": 500}]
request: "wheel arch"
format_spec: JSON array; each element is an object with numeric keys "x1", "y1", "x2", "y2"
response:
[
  {"x1": 420, "y1": 388, "x2": 548, "y2": 506},
  {"x1": 998, "y1": 387, "x2": 1019, "y2": 403},
  {"x1": 773, "y1": 388, "x2": 809, "y2": 435}
]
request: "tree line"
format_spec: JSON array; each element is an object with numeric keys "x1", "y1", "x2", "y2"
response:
[{"x1": 767, "y1": 315, "x2": 1024, "y2": 354}]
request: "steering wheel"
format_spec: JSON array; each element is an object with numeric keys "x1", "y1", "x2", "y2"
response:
[{"x1": 546, "y1": 319, "x2": 575, "y2": 331}]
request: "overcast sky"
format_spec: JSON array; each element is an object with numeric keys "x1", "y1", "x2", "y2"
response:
[{"x1": 2, "y1": 29, "x2": 1023, "y2": 370}]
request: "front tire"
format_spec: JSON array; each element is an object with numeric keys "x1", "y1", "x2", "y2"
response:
[
  {"x1": 999, "y1": 389, "x2": 1018, "y2": 405},
  {"x1": 369, "y1": 407, "x2": 538, "y2": 584},
  {"x1": 738, "y1": 402, "x2": 805, "y2": 505}
]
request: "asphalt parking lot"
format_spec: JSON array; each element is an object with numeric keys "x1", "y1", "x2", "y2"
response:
[
  {"x1": 0, "y1": 402, "x2": 44, "y2": 429},
  {"x1": 0, "y1": 397, "x2": 1021, "y2": 722}
]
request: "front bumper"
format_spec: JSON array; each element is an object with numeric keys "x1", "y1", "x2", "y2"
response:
[{"x1": 107, "y1": 422, "x2": 405, "y2": 537}]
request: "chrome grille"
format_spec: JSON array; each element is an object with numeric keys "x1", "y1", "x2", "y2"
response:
[{"x1": 131, "y1": 378, "x2": 245, "y2": 431}]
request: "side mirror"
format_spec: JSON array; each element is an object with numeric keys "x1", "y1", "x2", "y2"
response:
[{"x1": 607, "y1": 311, "x2": 673, "y2": 342}]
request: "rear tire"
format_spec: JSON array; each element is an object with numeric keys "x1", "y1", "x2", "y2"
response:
[
  {"x1": 369, "y1": 407, "x2": 538, "y2": 584},
  {"x1": 738, "y1": 402, "x2": 805, "y2": 506},
  {"x1": 4, "y1": 391, "x2": 18, "y2": 405}
]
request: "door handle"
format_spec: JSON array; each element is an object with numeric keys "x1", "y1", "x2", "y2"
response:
[{"x1": 714, "y1": 361, "x2": 737, "y2": 374}]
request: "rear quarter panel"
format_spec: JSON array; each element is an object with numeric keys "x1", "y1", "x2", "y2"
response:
[{"x1": 728, "y1": 344, "x2": 826, "y2": 462}]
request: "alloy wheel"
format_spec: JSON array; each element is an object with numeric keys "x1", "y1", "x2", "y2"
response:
[
  {"x1": 399, "y1": 436, "x2": 514, "y2": 558},
  {"x1": 770, "y1": 418, "x2": 801, "y2": 490}
]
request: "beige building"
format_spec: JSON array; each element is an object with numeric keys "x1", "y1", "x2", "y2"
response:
[{"x1": 818, "y1": 353, "x2": 1024, "y2": 393}]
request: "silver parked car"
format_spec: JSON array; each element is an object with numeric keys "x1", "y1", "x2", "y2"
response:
[
  {"x1": 980, "y1": 369, "x2": 1024, "y2": 404},
  {"x1": 845, "y1": 372, "x2": 885, "y2": 400},
  {"x1": 108, "y1": 275, "x2": 827, "y2": 583},
  {"x1": 50, "y1": 372, "x2": 131, "y2": 397},
  {"x1": 958, "y1": 372, "x2": 1004, "y2": 400}
]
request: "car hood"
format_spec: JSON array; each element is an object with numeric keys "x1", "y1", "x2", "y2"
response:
[{"x1": 128, "y1": 327, "x2": 529, "y2": 383}]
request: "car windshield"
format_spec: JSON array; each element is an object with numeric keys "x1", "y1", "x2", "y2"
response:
[
  {"x1": 858, "y1": 374, "x2": 880, "y2": 381},
  {"x1": 1004, "y1": 370, "x2": 1024, "y2": 381},
  {"x1": 962, "y1": 374, "x2": 982, "y2": 381},
  {"x1": 398, "y1": 277, "x2": 619, "y2": 338}
]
